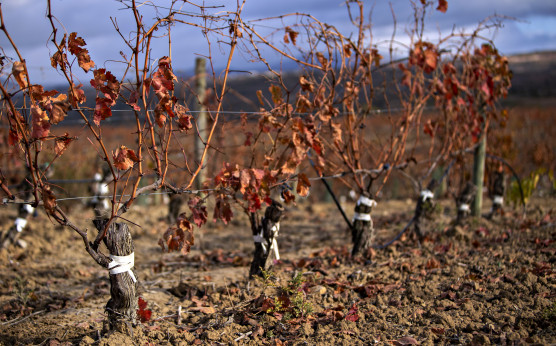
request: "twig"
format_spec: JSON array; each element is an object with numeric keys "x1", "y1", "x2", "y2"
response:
[
  {"x1": 1, "y1": 310, "x2": 45, "y2": 327},
  {"x1": 234, "y1": 331, "x2": 252, "y2": 342}
]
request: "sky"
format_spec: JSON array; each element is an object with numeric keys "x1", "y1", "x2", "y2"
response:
[{"x1": 1, "y1": 0, "x2": 555, "y2": 86}]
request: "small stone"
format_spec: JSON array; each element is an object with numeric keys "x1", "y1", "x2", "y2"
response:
[
  {"x1": 79, "y1": 336, "x2": 95, "y2": 346},
  {"x1": 311, "y1": 285, "x2": 327, "y2": 295}
]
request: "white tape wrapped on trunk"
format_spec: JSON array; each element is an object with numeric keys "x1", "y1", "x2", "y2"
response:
[
  {"x1": 353, "y1": 212, "x2": 371, "y2": 222},
  {"x1": 15, "y1": 217, "x2": 27, "y2": 232},
  {"x1": 24, "y1": 204, "x2": 35, "y2": 214},
  {"x1": 108, "y1": 253, "x2": 137, "y2": 283},
  {"x1": 357, "y1": 196, "x2": 377, "y2": 208},
  {"x1": 420, "y1": 190, "x2": 434, "y2": 202}
]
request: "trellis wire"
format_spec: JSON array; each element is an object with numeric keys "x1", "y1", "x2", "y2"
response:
[{"x1": 2, "y1": 189, "x2": 218, "y2": 205}]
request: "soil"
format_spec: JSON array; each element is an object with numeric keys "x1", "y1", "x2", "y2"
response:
[{"x1": 0, "y1": 196, "x2": 554, "y2": 345}]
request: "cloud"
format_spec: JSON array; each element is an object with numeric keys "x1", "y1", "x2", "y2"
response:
[{"x1": 1, "y1": 0, "x2": 555, "y2": 86}]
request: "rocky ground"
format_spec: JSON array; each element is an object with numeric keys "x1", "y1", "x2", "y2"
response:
[{"x1": 0, "y1": 196, "x2": 554, "y2": 345}]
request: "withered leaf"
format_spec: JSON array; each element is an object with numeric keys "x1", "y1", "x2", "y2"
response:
[
  {"x1": 269, "y1": 85, "x2": 282, "y2": 106},
  {"x1": 42, "y1": 185, "x2": 57, "y2": 215},
  {"x1": 113, "y1": 146, "x2": 140, "y2": 171},
  {"x1": 299, "y1": 76, "x2": 314, "y2": 92},
  {"x1": 54, "y1": 134, "x2": 74, "y2": 156},
  {"x1": 68, "y1": 33, "x2": 95, "y2": 73},
  {"x1": 68, "y1": 83, "x2": 86, "y2": 107},
  {"x1": 31, "y1": 104, "x2": 50, "y2": 139},
  {"x1": 12, "y1": 61, "x2": 29, "y2": 90},
  {"x1": 296, "y1": 173, "x2": 311, "y2": 197},
  {"x1": 158, "y1": 214, "x2": 194, "y2": 255},
  {"x1": 46, "y1": 94, "x2": 70, "y2": 124}
]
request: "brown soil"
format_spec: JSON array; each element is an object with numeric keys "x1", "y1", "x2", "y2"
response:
[{"x1": 0, "y1": 197, "x2": 554, "y2": 345}]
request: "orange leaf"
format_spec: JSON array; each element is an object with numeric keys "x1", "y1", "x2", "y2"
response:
[
  {"x1": 12, "y1": 61, "x2": 29, "y2": 90},
  {"x1": 296, "y1": 173, "x2": 311, "y2": 197},
  {"x1": 113, "y1": 146, "x2": 139, "y2": 171},
  {"x1": 269, "y1": 85, "x2": 282, "y2": 106}
]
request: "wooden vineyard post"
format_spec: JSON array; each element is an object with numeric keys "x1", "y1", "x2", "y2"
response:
[
  {"x1": 351, "y1": 192, "x2": 376, "y2": 257},
  {"x1": 249, "y1": 200, "x2": 284, "y2": 278},
  {"x1": 472, "y1": 117, "x2": 487, "y2": 217},
  {"x1": 93, "y1": 220, "x2": 138, "y2": 333},
  {"x1": 194, "y1": 57, "x2": 207, "y2": 191}
]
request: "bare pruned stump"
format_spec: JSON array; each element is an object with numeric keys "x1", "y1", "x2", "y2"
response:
[
  {"x1": 488, "y1": 168, "x2": 505, "y2": 218},
  {"x1": 94, "y1": 220, "x2": 138, "y2": 334},
  {"x1": 456, "y1": 182, "x2": 477, "y2": 223},
  {"x1": 351, "y1": 193, "x2": 376, "y2": 258},
  {"x1": 249, "y1": 200, "x2": 284, "y2": 279},
  {"x1": 168, "y1": 193, "x2": 184, "y2": 224}
]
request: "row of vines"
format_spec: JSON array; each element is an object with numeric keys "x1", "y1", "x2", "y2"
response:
[{"x1": 0, "y1": 0, "x2": 512, "y2": 333}]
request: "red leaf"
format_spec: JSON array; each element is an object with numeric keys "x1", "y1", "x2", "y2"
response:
[
  {"x1": 174, "y1": 103, "x2": 192, "y2": 131},
  {"x1": 345, "y1": 303, "x2": 359, "y2": 322},
  {"x1": 158, "y1": 214, "x2": 194, "y2": 255},
  {"x1": 127, "y1": 91, "x2": 141, "y2": 111},
  {"x1": 188, "y1": 196, "x2": 208, "y2": 228},
  {"x1": 137, "y1": 297, "x2": 152, "y2": 323},
  {"x1": 67, "y1": 33, "x2": 95, "y2": 72},
  {"x1": 436, "y1": 0, "x2": 448, "y2": 13},
  {"x1": 213, "y1": 196, "x2": 233, "y2": 224}
]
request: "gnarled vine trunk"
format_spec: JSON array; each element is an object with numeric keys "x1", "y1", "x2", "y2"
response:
[
  {"x1": 413, "y1": 180, "x2": 438, "y2": 240},
  {"x1": 249, "y1": 200, "x2": 284, "y2": 279},
  {"x1": 94, "y1": 220, "x2": 138, "y2": 333},
  {"x1": 351, "y1": 193, "x2": 376, "y2": 258},
  {"x1": 488, "y1": 169, "x2": 505, "y2": 218},
  {"x1": 456, "y1": 181, "x2": 477, "y2": 223}
]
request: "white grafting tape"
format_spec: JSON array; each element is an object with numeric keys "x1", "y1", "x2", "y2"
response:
[
  {"x1": 15, "y1": 217, "x2": 27, "y2": 232},
  {"x1": 253, "y1": 232, "x2": 267, "y2": 254},
  {"x1": 493, "y1": 195, "x2": 503, "y2": 205},
  {"x1": 459, "y1": 203, "x2": 470, "y2": 212},
  {"x1": 108, "y1": 253, "x2": 137, "y2": 283},
  {"x1": 271, "y1": 238, "x2": 280, "y2": 260},
  {"x1": 24, "y1": 204, "x2": 35, "y2": 214},
  {"x1": 353, "y1": 213, "x2": 371, "y2": 222},
  {"x1": 357, "y1": 196, "x2": 377, "y2": 208},
  {"x1": 271, "y1": 223, "x2": 280, "y2": 235},
  {"x1": 420, "y1": 190, "x2": 434, "y2": 202},
  {"x1": 100, "y1": 184, "x2": 109, "y2": 195}
]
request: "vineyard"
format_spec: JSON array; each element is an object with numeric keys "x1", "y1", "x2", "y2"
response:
[{"x1": 0, "y1": 0, "x2": 555, "y2": 344}]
